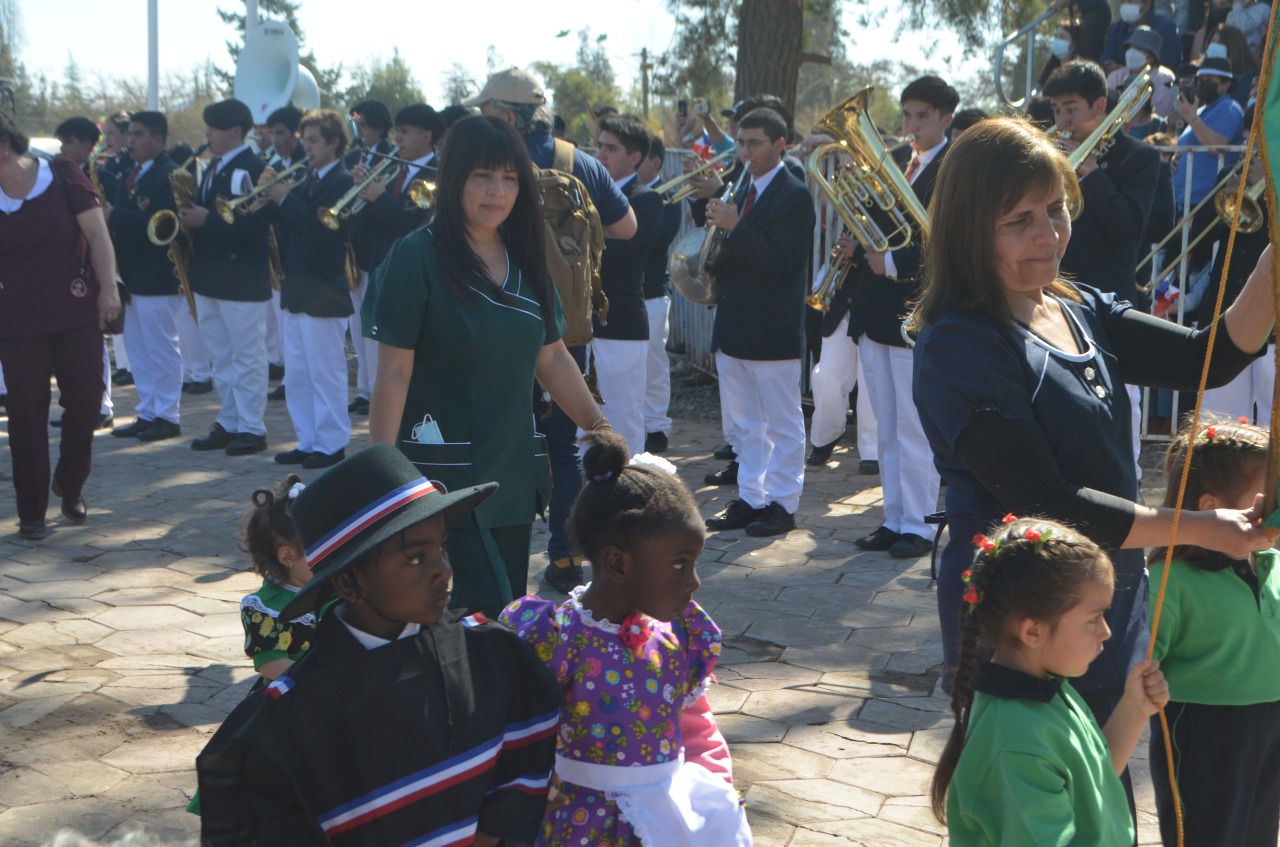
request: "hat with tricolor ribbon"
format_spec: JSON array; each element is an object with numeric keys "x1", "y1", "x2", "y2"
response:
[{"x1": 280, "y1": 444, "x2": 497, "y2": 620}]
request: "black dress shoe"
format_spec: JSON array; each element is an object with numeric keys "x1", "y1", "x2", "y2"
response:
[
  {"x1": 268, "y1": 383, "x2": 287, "y2": 401},
  {"x1": 347, "y1": 397, "x2": 370, "y2": 414},
  {"x1": 704, "y1": 461, "x2": 738, "y2": 487},
  {"x1": 136, "y1": 419, "x2": 181, "y2": 441},
  {"x1": 225, "y1": 433, "x2": 268, "y2": 456},
  {"x1": 806, "y1": 438, "x2": 840, "y2": 467},
  {"x1": 111, "y1": 368, "x2": 133, "y2": 386},
  {"x1": 274, "y1": 448, "x2": 312, "y2": 465},
  {"x1": 858, "y1": 460, "x2": 880, "y2": 476},
  {"x1": 302, "y1": 448, "x2": 346, "y2": 469},
  {"x1": 61, "y1": 495, "x2": 87, "y2": 524},
  {"x1": 746, "y1": 502, "x2": 797, "y2": 537},
  {"x1": 854, "y1": 525, "x2": 901, "y2": 551},
  {"x1": 889, "y1": 533, "x2": 933, "y2": 559},
  {"x1": 543, "y1": 558, "x2": 585, "y2": 595},
  {"x1": 705, "y1": 499, "x2": 764, "y2": 531},
  {"x1": 268, "y1": 363, "x2": 285, "y2": 381},
  {"x1": 183, "y1": 379, "x2": 213, "y2": 395},
  {"x1": 644, "y1": 431, "x2": 669, "y2": 454},
  {"x1": 112, "y1": 418, "x2": 156, "y2": 438},
  {"x1": 192, "y1": 422, "x2": 239, "y2": 451},
  {"x1": 713, "y1": 444, "x2": 737, "y2": 461},
  {"x1": 17, "y1": 521, "x2": 45, "y2": 540}
]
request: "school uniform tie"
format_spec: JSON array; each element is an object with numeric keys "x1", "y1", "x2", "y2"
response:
[
  {"x1": 125, "y1": 164, "x2": 141, "y2": 191},
  {"x1": 307, "y1": 169, "x2": 319, "y2": 197},
  {"x1": 904, "y1": 155, "x2": 921, "y2": 183},
  {"x1": 740, "y1": 184, "x2": 758, "y2": 219},
  {"x1": 389, "y1": 165, "x2": 410, "y2": 198},
  {"x1": 201, "y1": 157, "x2": 220, "y2": 203}
]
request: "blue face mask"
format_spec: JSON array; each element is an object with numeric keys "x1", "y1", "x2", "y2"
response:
[{"x1": 1205, "y1": 42, "x2": 1229, "y2": 60}]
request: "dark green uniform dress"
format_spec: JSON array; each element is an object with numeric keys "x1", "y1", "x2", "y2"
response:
[{"x1": 363, "y1": 225, "x2": 564, "y2": 615}]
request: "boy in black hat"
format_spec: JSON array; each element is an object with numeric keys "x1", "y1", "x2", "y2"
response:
[{"x1": 196, "y1": 445, "x2": 560, "y2": 846}]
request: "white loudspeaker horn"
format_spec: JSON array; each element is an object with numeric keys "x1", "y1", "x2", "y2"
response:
[
  {"x1": 235, "y1": 20, "x2": 300, "y2": 124},
  {"x1": 291, "y1": 65, "x2": 320, "y2": 111}
]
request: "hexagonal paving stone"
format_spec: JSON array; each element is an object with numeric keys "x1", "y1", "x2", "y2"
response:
[
  {"x1": 91, "y1": 586, "x2": 198, "y2": 607},
  {"x1": 100, "y1": 732, "x2": 210, "y2": 775},
  {"x1": 94, "y1": 605, "x2": 201, "y2": 631},
  {"x1": 731, "y1": 741, "x2": 836, "y2": 784},
  {"x1": 81, "y1": 549, "x2": 181, "y2": 572},
  {"x1": 741, "y1": 687, "x2": 866, "y2": 725},
  {"x1": 94, "y1": 628, "x2": 207, "y2": 657},
  {"x1": 783, "y1": 721, "x2": 912, "y2": 759},
  {"x1": 716, "y1": 661, "x2": 822, "y2": 692},
  {"x1": 715, "y1": 713, "x2": 788, "y2": 744},
  {"x1": 745, "y1": 778, "x2": 883, "y2": 822},
  {"x1": 829, "y1": 754, "x2": 937, "y2": 797},
  {"x1": 856, "y1": 699, "x2": 951, "y2": 732},
  {"x1": 0, "y1": 619, "x2": 114, "y2": 649},
  {"x1": 800, "y1": 816, "x2": 944, "y2": 846}
]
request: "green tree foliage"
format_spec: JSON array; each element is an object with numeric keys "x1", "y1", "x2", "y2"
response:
[
  {"x1": 342, "y1": 49, "x2": 426, "y2": 115},
  {"x1": 441, "y1": 62, "x2": 476, "y2": 106},
  {"x1": 532, "y1": 31, "x2": 622, "y2": 145},
  {"x1": 652, "y1": 0, "x2": 736, "y2": 109},
  {"x1": 218, "y1": 0, "x2": 343, "y2": 108}
]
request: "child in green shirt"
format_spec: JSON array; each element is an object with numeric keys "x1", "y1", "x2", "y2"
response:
[
  {"x1": 931, "y1": 517, "x2": 1169, "y2": 846},
  {"x1": 1147, "y1": 416, "x2": 1280, "y2": 847}
]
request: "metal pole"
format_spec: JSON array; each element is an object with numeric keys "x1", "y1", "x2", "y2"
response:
[
  {"x1": 640, "y1": 48, "x2": 651, "y2": 120},
  {"x1": 147, "y1": 0, "x2": 158, "y2": 109},
  {"x1": 246, "y1": 0, "x2": 259, "y2": 30}
]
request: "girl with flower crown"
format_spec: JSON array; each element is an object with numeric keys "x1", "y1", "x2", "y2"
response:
[
  {"x1": 500, "y1": 431, "x2": 751, "y2": 847},
  {"x1": 931, "y1": 516, "x2": 1169, "y2": 845}
]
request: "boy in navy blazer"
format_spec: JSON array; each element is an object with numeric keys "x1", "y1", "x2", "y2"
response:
[{"x1": 703, "y1": 108, "x2": 815, "y2": 537}]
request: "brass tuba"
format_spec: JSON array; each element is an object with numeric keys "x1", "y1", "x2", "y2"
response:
[
  {"x1": 808, "y1": 251, "x2": 855, "y2": 312},
  {"x1": 807, "y1": 88, "x2": 930, "y2": 253},
  {"x1": 668, "y1": 179, "x2": 740, "y2": 305}
]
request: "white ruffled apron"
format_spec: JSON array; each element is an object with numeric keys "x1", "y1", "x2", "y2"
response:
[{"x1": 554, "y1": 753, "x2": 753, "y2": 847}]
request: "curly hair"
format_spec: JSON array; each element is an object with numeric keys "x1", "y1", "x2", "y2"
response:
[{"x1": 240, "y1": 474, "x2": 305, "y2": 585}]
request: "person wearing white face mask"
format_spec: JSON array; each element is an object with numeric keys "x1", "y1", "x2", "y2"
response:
[
  {"x1": 1206, "y1": 23, "x2": 1261, "y2": 109},
  {"x1": 1037, "y1": 20, "x2": 1085, "y2": 92},
  {"x1": 1224, "y1": 0, "x2": 1269, "y2": 56},
  {"x1": 1105, "y1": 26, "x2": 1177, "y2": 117},
  {"x1": 1100, "y1": 0, "x2": 1182, "y2": 73}
]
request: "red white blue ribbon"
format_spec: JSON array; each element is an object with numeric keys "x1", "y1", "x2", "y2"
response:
[{"x1": 306, "y1": 478, "x2": 437, "y2": 569}]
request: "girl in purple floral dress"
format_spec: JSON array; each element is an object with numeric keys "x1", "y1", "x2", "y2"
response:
[{"x1": 500, "y1": 431, "x2": 752, "y2": 847}]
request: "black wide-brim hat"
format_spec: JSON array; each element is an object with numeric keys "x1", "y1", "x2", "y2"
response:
[{"x1": 280, "y1": 444, "x2": 496, "y2": 621}]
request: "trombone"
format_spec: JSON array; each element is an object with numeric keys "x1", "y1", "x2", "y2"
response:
[
  {"x1": 653, "y1": 149, "x2": 735, "y2": 205},
  {"x1": 215, "y1": 161, "x2": 309, "y2": 223},
  {"x1": 318, "y1": 149, "x2": 435, "y2": 231}
]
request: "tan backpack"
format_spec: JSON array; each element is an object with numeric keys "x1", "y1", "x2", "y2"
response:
[{"x1": 535, "y1": 138, "x2": 606, "y2": 347}]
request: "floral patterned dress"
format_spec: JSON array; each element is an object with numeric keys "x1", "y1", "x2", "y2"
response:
[
  {"x1": 500, "y1": 585, "x2": 722, "y2": 847},
  {"x1": 240, "y1": 579, "x2": 321, "y2": 673}
]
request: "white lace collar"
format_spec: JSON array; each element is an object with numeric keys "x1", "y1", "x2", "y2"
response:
[{"x1": 569, "y1": 584, "x2": 623, "y2": 633}]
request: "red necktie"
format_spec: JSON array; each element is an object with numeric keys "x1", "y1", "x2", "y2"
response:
[
  {"x1": 308, "y1": 170, "x2": 319, "y2": 196},
  {"x1": 905, "y1": 156, "x2": 921, "y2": 183},
  {"x1": 126, "y1": 164, "x2": 141, "y2": 190},
  {"x1": 740, "y1": 185, "x2": 758, "y2": 219},
  {"x1": 390, "y1": 166, "x2": 409, "y2": 197}
]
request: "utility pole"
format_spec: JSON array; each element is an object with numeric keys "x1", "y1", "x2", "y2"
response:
[{"x1": 640, "y1": 47, "x2": 652, "y2": 120}]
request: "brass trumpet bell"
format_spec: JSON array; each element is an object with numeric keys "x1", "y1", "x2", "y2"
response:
[
  {"x1": 407, "y1": 178, "x2": 436, "y2": 210},
  {"x1": 147, "y1": 209, "x2": 180, "y2": 246},
  {"x1": 1215, "y1": 183, "x2": 1265, "y2": 235}
]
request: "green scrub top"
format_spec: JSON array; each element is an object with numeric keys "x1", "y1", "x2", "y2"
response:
[{"x1": 363, "y1": 225, "x2": 565, "y2": 529}]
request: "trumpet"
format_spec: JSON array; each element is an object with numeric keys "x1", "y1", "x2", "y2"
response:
[
  {"x1": 653, "y1": 149, "x2": 736, "y2": 205},
  {"x1": 215, "y1": 161, "x2": 308, "y2": 223},
  {"x1": 808, "y1": 250, "x2": 855, "y2": 312},
  {"x1": 1137, "y1": 172, "x2": 1265, "y2": 293},
  {"x1": 318, "y1": 149, "x2": 435, "y2": 230}
]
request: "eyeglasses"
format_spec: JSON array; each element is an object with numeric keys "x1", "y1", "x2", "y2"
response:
[{"x1": 735, "y1": 137, "x2": 772, "y2": 152}]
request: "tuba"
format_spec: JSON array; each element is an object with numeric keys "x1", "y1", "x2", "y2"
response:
[
  {"x1": 668, "y1": 180, "x2": 740, "y2": 305},
  {"x1": 807, "y1": 88, "x2": 930, "y2": 253}
]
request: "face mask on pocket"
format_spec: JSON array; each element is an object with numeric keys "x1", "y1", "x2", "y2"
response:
[{"x1": 411, "y1": 415, "x2": 444, "y2": 444}]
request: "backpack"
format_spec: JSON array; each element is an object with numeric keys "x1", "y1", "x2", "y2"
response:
[{"x1": 535, "y1": 139, "x2": 606, "y2": 347}]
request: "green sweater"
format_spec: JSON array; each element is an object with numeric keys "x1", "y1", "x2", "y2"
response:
[
  {"x1": 1148, "y1": 549, "x2": 1280, "y2": 705},
  {"x1": 947, "y1": 664, "x2": 1133, "y2": 847}
]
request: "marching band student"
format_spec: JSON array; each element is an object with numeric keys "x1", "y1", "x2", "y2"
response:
[
  {"x1": 260, "y1": 109, "x2": 355, "y2": 471},
  {"x1": 167, "y1": 142, "x2": 214, "y2": 397},
  {"x1": 103, "y1": 111, "x2": 186, "y2": 443},
  {"x1": 638, "y1": 135, "x2": 681, "y2": 454},
  {"x1": 347, "y1": 103, "x2": 443, "y2": 416},
  {"x1": 702, "y1": 107, "x2": 815, "y2": 538},
  {"x1": 344, "y1": 100, "x2": 393, "y2": 170},
  {"x1": 592, "y1": 114, "x2": 662, "y2": 458},
  {"x1": 98, "y1": 111, "x2": 132, "y2": 231},
  {"x1": 851, "y1": 75, "x2": 958, "y2": 560},
  {"x1": 263, "y1": 105, "x2": 305, "y2": 395},
  {"x1": 54, "y1": 117, "x2": 115, "y2": 431},
  {"x1": 181, "y1": 98, "x2": 273, "y2": 458}
]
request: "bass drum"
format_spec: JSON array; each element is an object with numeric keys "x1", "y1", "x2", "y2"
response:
[{"x1": 668, "y1": 227, "x2": 720, "y2": 305}]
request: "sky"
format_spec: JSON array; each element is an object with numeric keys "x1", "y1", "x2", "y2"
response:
[{"x1": 15, "y1": 0, "x2": 975, "y2": 108}]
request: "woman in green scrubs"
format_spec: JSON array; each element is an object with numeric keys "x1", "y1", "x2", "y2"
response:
[{"x1": 363, "y1": 116, "x2": 612, "y2": 616}]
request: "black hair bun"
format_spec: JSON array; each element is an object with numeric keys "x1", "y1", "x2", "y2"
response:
[{"x1": 580, "y1": 429, "x2": 630, "y2": 484}]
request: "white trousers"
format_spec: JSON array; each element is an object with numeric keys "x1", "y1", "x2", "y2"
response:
[
  {"x1": 1203, "y1": 345, "x2": 1276, "y2": 427},
  {"x1": 265, "y1": 288, "x2": 283, "y2": 368},
  {"x1": 110, "y1": 332, "x2": 130, "y2": 372},
  {"x1": 1126, "y1": 384, "x2": 1142, "y2": 482},
  {"x1": 810, "y1": 315, "x2": 878, "y2": 460},
  {"x1": 592, "y1": 338, "x2": 649, "y2": 457},
  {"x1": 177, "y1": 302, "x2": 211, "y2": 382},
  {"x1": 98, "y1": 341, "x2": 112, "y2": 416},
  {"x1": 859, "y1": 338, "x2": 939, "y2": 537},
  {"x1": 282, "y1": 311, "x2": 351, "y2": 455},
  {"x1": 644, "y1": 296, "x2": 673, "y2": 437},
  {"x1": 127, "y1": 295, "x2": 184, "y2": 424},
  {"x1": 349, "y1": 271, "x2": 378, "y2": 400},
  {"x1": 715, "y1": 352, "x2": 805, "y2": 513},
  {"x1": 196, "y1": 294, "x2": 268, "y2": 437}
]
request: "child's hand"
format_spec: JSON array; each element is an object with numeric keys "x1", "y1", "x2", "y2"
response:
[{"x1": 1122, "y1": 658, "x2": 1169, "y2": 717}]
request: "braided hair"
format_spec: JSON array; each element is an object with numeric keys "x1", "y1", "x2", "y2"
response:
[
  {"x1": 1150, "y1": 414, "x2": 1268, "y2": 571},
  {"x1": 240, "y1": 473, "x2": 305, "y2": 585},
  {"x1": 929, "y1": 517, "x2": 1114, "y2": 822},
  {"x1": 569, "y1": 430, "x2": 702, "y2": 564}
]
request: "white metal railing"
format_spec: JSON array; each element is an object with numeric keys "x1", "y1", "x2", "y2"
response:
[{"x1": 993, "y1": 7, "x2": 1058, "y2": 109}]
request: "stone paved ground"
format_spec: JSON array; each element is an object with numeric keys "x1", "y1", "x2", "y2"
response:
[{"x1": 0, "y1": 376, "x2": 1175, "y2": 846}]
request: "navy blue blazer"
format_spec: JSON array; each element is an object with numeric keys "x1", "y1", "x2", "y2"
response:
[
  {"x1": 351, "y1": 155, "x2": 436, "y2": 275},
  {"x1": 261, "y1": 162, "x2": 356, "y2": 319},
  {"x1": 644, "y1": 181, "x2": 682, "y2": 300},
  {"x1": 848, "y1": 143, "x2": 947, "y2": 347},
  {"x1": 189, "y1": 148, "x2": 272, "y2": 302},
  {"x1": 596, "y1": 177, "x2": 661, "y2": 341},
  {"x1": 710, "y1": 165, "x2": 815, "y2": 361},
  {"x1": 108, "y1": 154, "x2": 180, "y2": 297},
  {"x1": 267, "y1": 141, "x2": 307, "y2": 263}
]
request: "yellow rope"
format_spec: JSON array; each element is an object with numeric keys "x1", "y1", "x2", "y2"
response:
[{"x1": 1145, "y1": 23, "x2": 1278, "y2": 843}]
